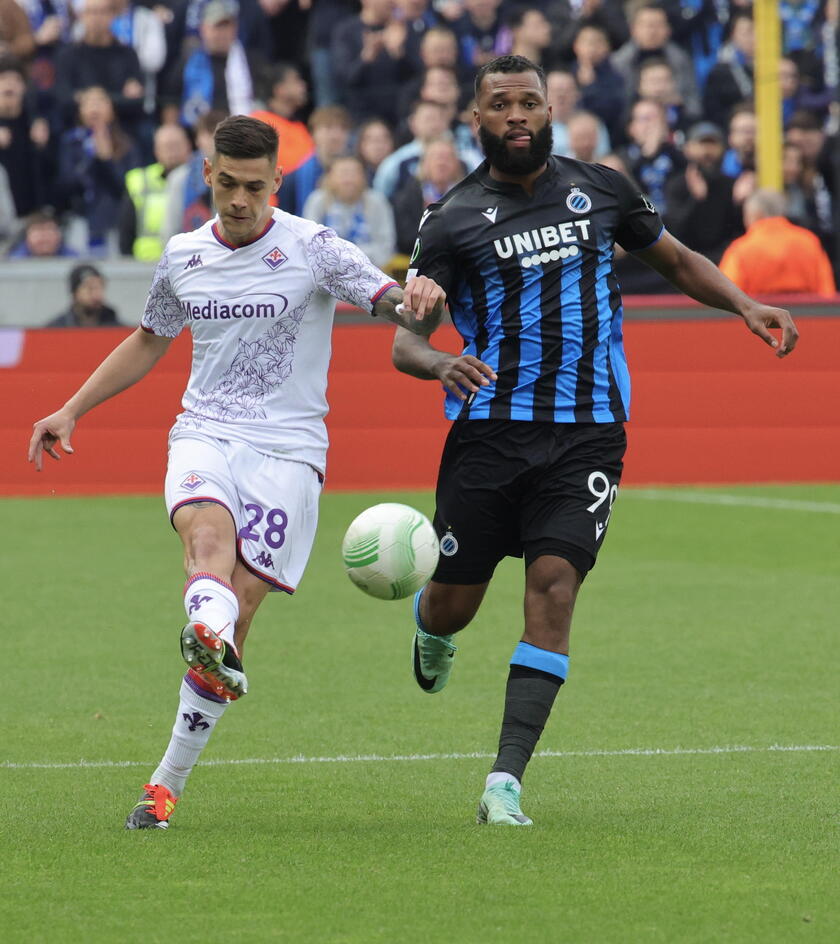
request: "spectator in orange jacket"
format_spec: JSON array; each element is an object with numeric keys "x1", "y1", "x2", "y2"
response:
[
  {"x1": 250, "y1": 62, "x2": 314, "y2": 175},
  {"x1": 719, "y1": 188, "x2": 836, "y2": 297}
]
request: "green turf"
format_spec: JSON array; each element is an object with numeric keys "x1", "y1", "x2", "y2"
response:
[{"x1": 2, "y1": 485, "x2": 838, "y2": 943}]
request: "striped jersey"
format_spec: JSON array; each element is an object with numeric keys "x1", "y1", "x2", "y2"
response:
[
  {"x1": 140, "y1": 209, "x2": 397, "y2": 473},
  {"x1": 407, "y1": 156, "x2": 664, "y2": 423}
]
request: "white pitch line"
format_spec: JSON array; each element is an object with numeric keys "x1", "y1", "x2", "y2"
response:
[
  {"x1": 623, "y1": 489, "x2": 840, "y2": 514},
  {"x1": 2, "y1": 744, "x2": 838, "y2": 771}
]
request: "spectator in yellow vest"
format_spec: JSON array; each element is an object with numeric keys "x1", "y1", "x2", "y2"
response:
[{"x1": 118, "y1": 123, "x2": 192, "y2": 260}]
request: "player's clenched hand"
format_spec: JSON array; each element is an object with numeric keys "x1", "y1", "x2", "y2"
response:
[
  {"x1": 401, "y1": 275, "x2": 447, "y2": 323},
  {"x1": 434, "y1": 354, "x2": 497, "y2": 400},
  {"x1": 28, "y1": 409, "x2": 76, "y2": 472},
  {"x1": 741, "y1": 302, "x2": 799, "y2": 358}
]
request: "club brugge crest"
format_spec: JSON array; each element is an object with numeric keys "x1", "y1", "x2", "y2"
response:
[{"x1": 565, "y1": 187, "x2": 592, "y2": 214}]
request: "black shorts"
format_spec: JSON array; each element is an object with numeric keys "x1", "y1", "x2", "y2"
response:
[{"x1": 432, "y1": 420, "x2": 626, "y2": 584}]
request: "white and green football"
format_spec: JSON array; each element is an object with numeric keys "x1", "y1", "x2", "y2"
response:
[{"x1": 341, "y1": 503, "x2": 440, "y2": 601}]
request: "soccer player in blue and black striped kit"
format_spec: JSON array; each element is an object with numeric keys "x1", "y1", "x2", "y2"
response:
[{"x1": 393, "y1": 55, "x2": 799, "y2": 826}]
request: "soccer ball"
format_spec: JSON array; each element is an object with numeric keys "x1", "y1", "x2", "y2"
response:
[{"x1": 341, "y1": 503, "x2": 440, "y2": 600}]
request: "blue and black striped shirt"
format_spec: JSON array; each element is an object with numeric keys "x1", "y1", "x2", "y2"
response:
[{"x1": 409, "y1": 156, "x2": 664, "y2": 423}]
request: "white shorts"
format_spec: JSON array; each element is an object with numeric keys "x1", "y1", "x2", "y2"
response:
[{"x1": 164, "y1": 433, "x2": 322, "y2": 593}]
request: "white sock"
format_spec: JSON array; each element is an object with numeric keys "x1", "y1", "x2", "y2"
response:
[
  {"x1": 183, "y1": 572, "x2": 239, "y2": 649},
  {"x1": 149, "y1": 677, "x2": 229, "y2": 796},
  {"x1": 486, "y1": 771, "x2": 522, "y2": 791}
]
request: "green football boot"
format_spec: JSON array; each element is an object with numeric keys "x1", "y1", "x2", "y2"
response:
[
  {"x1": 476, "y1": 781, "x2": 533, "y2": 826},
  {"x1": 411, "y1": 589, "x2": 457, "y2": 694}
]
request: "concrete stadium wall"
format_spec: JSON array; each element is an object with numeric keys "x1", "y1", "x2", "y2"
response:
[
  {"x1": 0, "y1": 260, "x2": 157, "y2": 327},
  {"x1": 2, "y1": 314, "x2": 838, "y2": 497}
]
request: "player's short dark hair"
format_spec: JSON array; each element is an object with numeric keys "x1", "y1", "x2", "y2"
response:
[
  {"x1": 213, "y1": 115, "x2": 277, "y2": 162},
  {"x1": 474, "y1": 55, "x2": 546, "y2": 101}
]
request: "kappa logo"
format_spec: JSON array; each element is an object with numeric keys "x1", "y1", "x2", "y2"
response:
[
  {"x1": 565, "y1": 188, "x2": 592, "y2": 214},
  {"x1": 181, "y1": 472, "x2": 205, "y2": 492},
  {"x1": 481, "y1": 206, "x2": 498, "y2": 223},
  {"x1": 262, "y1": 246, "x2": 287, "y2": 270},
  {"x1": 184, "y1": 254, "x2": 203, "y2": 270},
  {"x1": 641, "y1": 194, "x2": 657, "y2": 214}
]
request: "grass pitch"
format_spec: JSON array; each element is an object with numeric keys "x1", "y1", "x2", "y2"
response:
[{"x1": 2, "y1": 485, "x2": 838, "y2": 943}]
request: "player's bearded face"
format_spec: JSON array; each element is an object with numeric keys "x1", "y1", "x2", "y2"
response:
[{"x1": 478, "y1": 118, "x2": 553, "y2": 175}]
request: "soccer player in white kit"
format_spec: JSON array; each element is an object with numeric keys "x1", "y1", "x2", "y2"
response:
[{"x1": 28, "y1": 116, "x2": 447, "y2": 829}]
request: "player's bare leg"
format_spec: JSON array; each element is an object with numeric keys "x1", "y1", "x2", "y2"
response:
[
  {"x1": 231, "y1": 561, "x2": 271, "y2": 656},
  {"x1": 411, "y1": 581, "x2": 488, "y2": 693},
  {"x1": 479, "y1": 555, "x2": 580, "y2": 826}
]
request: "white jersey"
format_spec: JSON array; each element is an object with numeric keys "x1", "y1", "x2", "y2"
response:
[{"x1": 141, "y1": 209, "x2": 397, "y2": 473}]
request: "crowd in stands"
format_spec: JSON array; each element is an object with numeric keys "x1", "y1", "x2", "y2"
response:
[{"x1": 1, "y1": 0, "x2": 838, "y2": 299}]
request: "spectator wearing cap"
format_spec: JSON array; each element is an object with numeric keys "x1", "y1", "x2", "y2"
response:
[
  {"x1": 160, "y1": 0, "x2": 263, "y2": 128},
  {"x1": 8, "y1": 210, "x2": 77, "y2": 257},
  {"x1": 663, "y1": 122, "x2": 742, "y2": 263},
  {"x1": 719, "y1": 188, "x2": 836, "y2": 297},
  {"x1": 48, "y1": 263, "x2": 120, "y2": 326}
]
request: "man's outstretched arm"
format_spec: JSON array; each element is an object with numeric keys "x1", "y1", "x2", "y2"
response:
[
  {"x1": 636, "y1": 231, "x2": 799, "y2": 357},
  {"x1": 28, "y1": 327, "x2": 173, "y2": 471},
  {"x1": 391, "y1": 327, "x2": 497, "y2": 400}
]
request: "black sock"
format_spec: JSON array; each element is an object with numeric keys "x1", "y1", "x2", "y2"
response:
[{"x1": 491, "y1": 665, "x2": 564, "y2": 783}]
